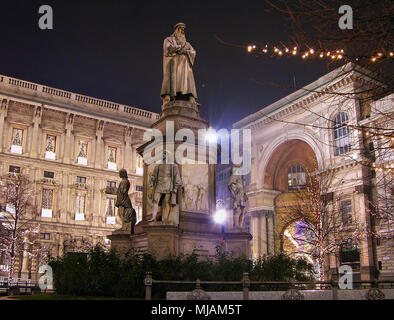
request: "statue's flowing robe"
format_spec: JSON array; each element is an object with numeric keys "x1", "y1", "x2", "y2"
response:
[
  {"x1": 160, "y1": 36, "x2": 197, "y2": 99},
  {"x1": 228, "y1": 175, "x2": 248, "y2": 208},
  {"x1": 116, "y1": 178, "x2": 135, "y2": 223}
]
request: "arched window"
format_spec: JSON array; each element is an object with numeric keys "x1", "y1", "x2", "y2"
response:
[
  {"x1": 288, "y1": 165, "x2": 306, "y2": 189},
  {"x1": 333, "y1": 112, "x2": 351, "y2": 156}
]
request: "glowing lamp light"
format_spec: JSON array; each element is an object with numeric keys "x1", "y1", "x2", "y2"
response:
[
  {"x1": 205, "y1": 128, "x2": 218, "y2": 144},
  {"x1": 214, "y1": 209, "x2": 227, "y2": 224}
]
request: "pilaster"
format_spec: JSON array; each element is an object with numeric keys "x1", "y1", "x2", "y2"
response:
[
  {"x1": 95, "y1": 120, "x2": 104, "y2": 169},
  {"x1": 0, "y1": 99, "x2": 9, "y2": 152},
  {"x1": 63, "y1": 113, "x2": 74, "y2": 164}
]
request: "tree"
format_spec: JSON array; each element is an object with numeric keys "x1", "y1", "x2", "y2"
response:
[
  {"x1": 0, "y1": 171, "x2": 41, "y2": 282},
  {"x1": 214, "y1": 1, "x2": 393, "y2": 279},
  {"x1": 262, "y1": 1, "x2": 394, "y2": 258},
  {"x1": 365, "y1": 96, "x2": 394, "y2": 244},
  {"x1": 265, "y1": 0, "x2": 393, "y2": 70},
  {"x1": 275, "y1": 168, "x2": 368, "y2": 280}
]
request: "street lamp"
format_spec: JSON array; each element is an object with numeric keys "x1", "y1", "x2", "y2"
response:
[
  {"x1": 214, "y1": 208, "x2": 227, "y2": 238},
  {"x1": 214, "y1": 209, "x2": 227, "y2": 224},
  {"x1": 213, "y1": 209, "x2": 227, "y2": 252},
  {"x1": 205, "y1": 127, "x2": 217, "y2": 144}
]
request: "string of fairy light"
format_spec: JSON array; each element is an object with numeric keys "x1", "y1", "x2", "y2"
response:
[
  {"x1": 354, "y1": 126, "x2": 394, "y2": 171},
  {"x1": 243, "y1": 41, "x2": 394, "y2": 170},
  {"x1": 246, "y1": 44, "x2": 394, "y2": 62}
]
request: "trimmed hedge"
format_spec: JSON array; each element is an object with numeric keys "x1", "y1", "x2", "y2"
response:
[{"x1": 49, "y1": 246, "x2": 314, "y2": 298}]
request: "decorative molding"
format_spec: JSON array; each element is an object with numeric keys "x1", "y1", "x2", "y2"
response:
[
  {"x1": 355, "y1": 184, "x2": 372, "y2": 194},
  {"x1": 239, "y1": 73, "x2": 358, "y2": 131},
  {"x1": 250, "y1": 209, "x2": 274, "y2": 218},
  {"x1": 0, "y1": 73, "x2": 159, "y2": 123}
]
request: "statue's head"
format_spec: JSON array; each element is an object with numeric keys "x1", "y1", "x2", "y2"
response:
[
  {"x1": 231, "y1": 164, "x2": 242, "y2": 175},
  {"x1": 119, "y1": 168, "x2": 128, "y2": 179},
  {"x1": 173, "y1": 22, "x2": 186, "y2": 39},
  {"x1": 161, "y1": 150, "x2": 174, "y2": 163},
  {"x1": 174, "y1": 22, "x2": 186, "y2": 31}
]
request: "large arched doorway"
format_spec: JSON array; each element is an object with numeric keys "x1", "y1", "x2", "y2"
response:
[
  {"x1": 263, "y1": 139, "x2": 318, "y2": 192},
  {"x1": 264, "y1": 139, "x2": 319, "y2": 273}
]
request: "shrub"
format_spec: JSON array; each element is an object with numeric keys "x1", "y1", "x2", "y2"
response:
[{"x1": 49, "y1": 246, "x2": 314, "y2": 298}]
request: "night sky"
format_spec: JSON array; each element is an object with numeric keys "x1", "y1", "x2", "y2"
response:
[{"x1": 1, "y1": 0, "x2": 337, "y2": 129}]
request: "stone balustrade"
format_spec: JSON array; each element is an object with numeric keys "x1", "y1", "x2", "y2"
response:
[{"x1": 0, "y1": 74, "x2": 160, "y2": 123}]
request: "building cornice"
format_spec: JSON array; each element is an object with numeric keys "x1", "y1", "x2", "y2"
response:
[
  {"x1": 0, "y1": 74, "x2": 160, "y2": 129},
  {"x1": 0, "y1": 152, "x2": 143, "y2": 179},
  {"x1": 233, "y1": 63, "x2": 385, "y2": 131}
]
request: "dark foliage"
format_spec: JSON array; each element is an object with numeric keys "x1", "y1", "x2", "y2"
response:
[{"x1": 49, "y1": 245, "x2": 314, "y2": 298}]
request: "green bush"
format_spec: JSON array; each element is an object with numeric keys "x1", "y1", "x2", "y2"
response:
[{"x1": 49, "y1": 246, "x2": 314, "y2": 298}]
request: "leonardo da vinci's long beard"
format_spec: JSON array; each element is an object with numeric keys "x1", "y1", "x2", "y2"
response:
[{"x1": 175, "y1": 33, "x2": 186, "y2": 46}]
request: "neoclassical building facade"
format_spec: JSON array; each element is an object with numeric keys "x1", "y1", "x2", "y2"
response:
[
  {"x1": 234, "y1": 63, "x2": 393, "y2": 281},
  {"x1": 0, "y1": 74, "x2": 158, "y2": 280}
]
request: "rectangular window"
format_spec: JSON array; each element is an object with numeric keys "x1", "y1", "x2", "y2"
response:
[
  {"x1": 41, "y1": 189, "x2": 53, "y2": 218},
  {"x1": 136, "y1": 155, "x2": 143, "y2": 175},
  {"x1": 44, "y1": 171, "x2": 54, "y2": 179},
  {"x1": 341, "y1": 200, "x2": 352, "y2": 225},
  {"x1": 333, "y1": 113, "x2": 351, "y2": 156},
  {"x1": 40, "y1": 233, "x2": 50, "y2": 240},
  {"x1": 107, "y1": 147, "x2": 117, "y2": 170},
  {"x1": 105, "y1": 198, "x2": 115, "y2": 224},
  {"x1": 136, "y1": 185, "x2": 143, "y2": 192},
  {"x1": 76, "y1": 193, "x2": 86, "y2": 214},
  {"x1": 45, "y1": 134, "x2": 57, "y2": 159},
  {"x1": 76, "y1": 176, "x2": 86, "y2": 183},
  {"x1": 75, "y1": 193, "x2": 86, "y2": 221},
  {"x1": 11, "y1": 128, "x2": 23, "y2": 154},
  {"x1": 107, "y1": 181, "x2": 116, "y2": 188},
  {"x1": 9, "y1": 166, "x2": 20, "y2": 173}
]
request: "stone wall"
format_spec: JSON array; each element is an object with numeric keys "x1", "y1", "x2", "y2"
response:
[
  {"x1": 377, "y1": 237, "x2": 394, "y2": 279},
  {"x1": 167, "y1": 289, "x2": 394, "y2": 300},
  {"x1": 0, "y1": 74, "x2": 156, "y2": 279}
]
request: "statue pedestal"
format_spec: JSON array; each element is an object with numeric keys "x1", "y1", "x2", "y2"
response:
[
  {"x1": 109, "y1": 99, "x2": 252, "y2": 260},
  {"x1": 145, "y1": 222, "x2": 180, "y2": 259},
  {"x1": 114, "y1": 222, "x2": 252, "y2": 260},
  {"x1": 107, "y1": 230, "x2": 133, "y2": 256},
  {"x1": 224, "y1": 228, "x2": 252, "y2": 258}
]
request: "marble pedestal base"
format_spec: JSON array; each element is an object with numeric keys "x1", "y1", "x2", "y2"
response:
[
  {"x1": 110, "y1": 222, "x2": 252, "y2": 260},
  {"x1": 107, "y1": 230, "x2": 134, "y2": 256},
  {"x1": 223, "y1": 228, "x2": 253, "y2": 258}
]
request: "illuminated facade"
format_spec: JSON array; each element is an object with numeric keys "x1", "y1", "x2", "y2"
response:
[
  {"x1": 0, "y1": 74, "x2": 157, "y2": 280},
  {"x1": 234, "y1": 63, "x2": 393, "y2": 280}
]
